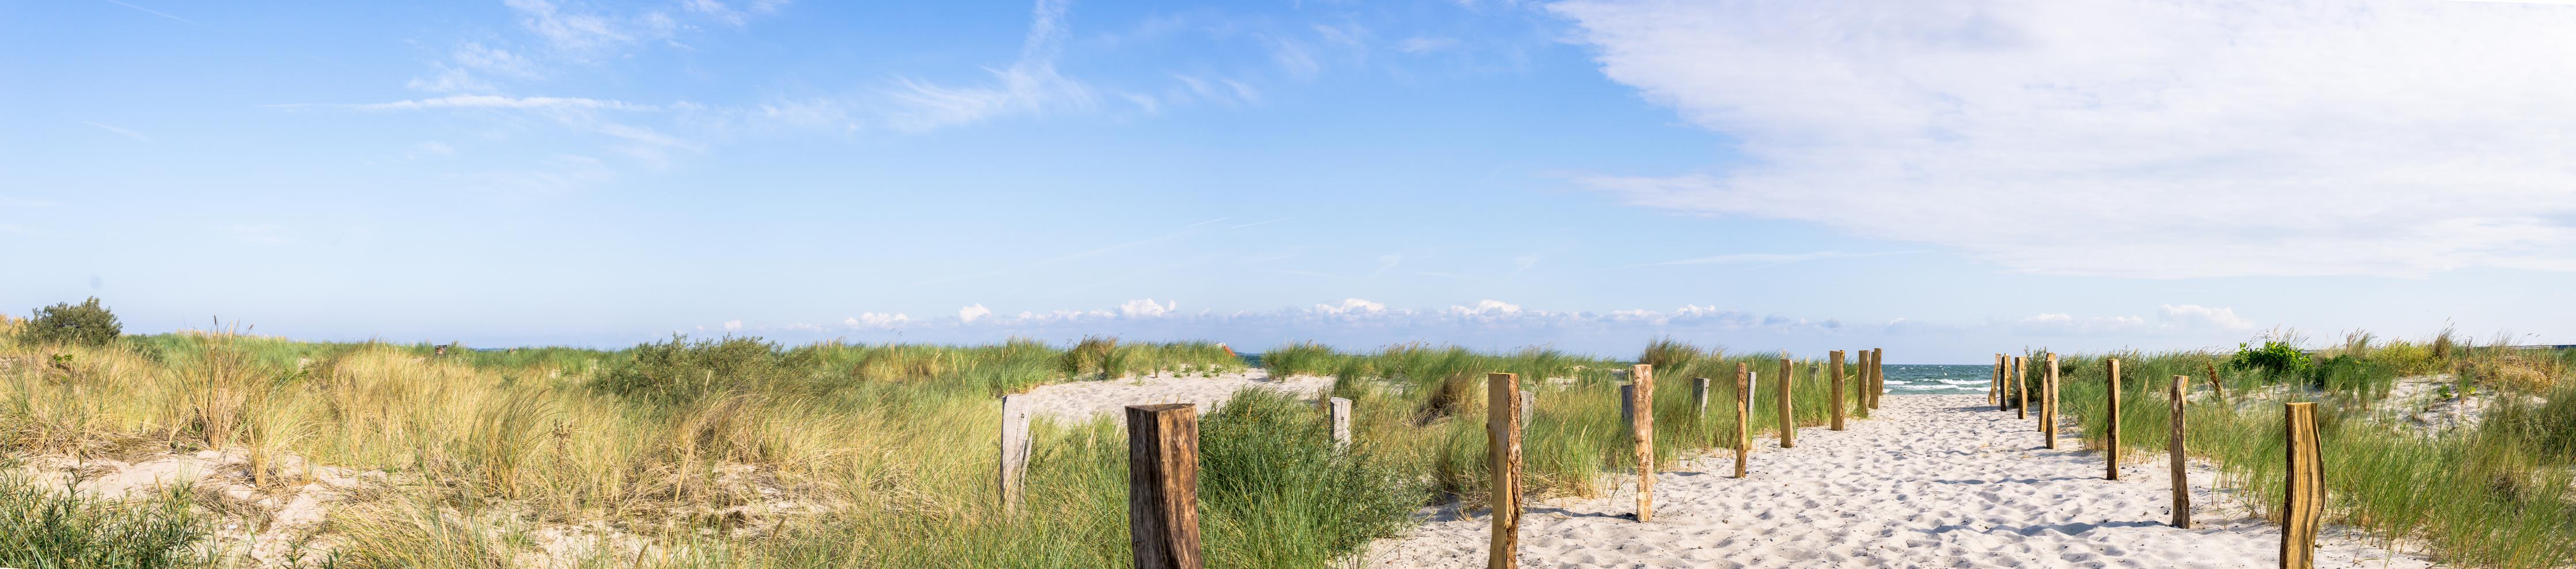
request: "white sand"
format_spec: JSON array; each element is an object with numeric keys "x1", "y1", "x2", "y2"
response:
[
  {"x1": 1016, "y1": 370, "x2": 1336, "y2": 423},
  {"x1": 1364, "y1": 394, "x2": 2434, "y2": 568}
]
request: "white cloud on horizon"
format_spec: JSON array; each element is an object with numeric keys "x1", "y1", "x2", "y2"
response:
[{"x1": 1550, "y1": 0, "x2": 2576, "y2": 279}]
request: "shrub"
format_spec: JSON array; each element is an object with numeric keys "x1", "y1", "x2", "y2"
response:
[
  {"x1": 1059, "y1": 336, "x2": 1123, "y2": 380},
  {"x1": 2227, "y1": 340, "x2": 2312, "y2": 378},
  {"x1": 594, "y1": 335, "x2": 796, "y2": 406},
  {"x1": 0, "y1": 473, "x2": 209, "y2": 568},
  {"x1": 21, "y1": 297, "x2": 122, "y2": 347}
]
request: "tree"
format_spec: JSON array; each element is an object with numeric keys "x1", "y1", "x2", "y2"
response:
[{"x1": 25, "y1": 297, "x2": 122, "y2": 347}]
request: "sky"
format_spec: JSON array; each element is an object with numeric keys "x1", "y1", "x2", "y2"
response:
[{"x1": 5, "y1": 0, "x2": 2574, "y2": 363}]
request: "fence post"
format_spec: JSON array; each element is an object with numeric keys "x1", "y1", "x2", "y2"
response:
[
  {"x1": 1991, "y1": 354, "x2": 2005, "y2": 408},
  {"x1": 2169, "y1": 375, "x2": 2192, "y2": 529},
  {"x1": 2206, "y1": 361, "x2": 2228, "y2": 403},
  {"x1": 1692, "y1": 377, "x2": 1711, "y2": 418},
  {"x1": 2106, "y1": 359, "x2": 2122, "y2": 480},
  {"x1": 1828, "y1": 351, "x2": 1847, "y2": 431},
  {"x1": 1328, "y1": 397, "x2": 1353, "y2": 450},
  {"x1": 1776, "y1": 356, "x2": 1794, "y2": 448},
  {"x1": 1000, "y1": 394, "x2": 1034, "y2": 513},
  {"x1": 2282, "y1": 401, "x2": 2323, "y2": 569},
  {"x1": 2013, "y1": 356, "x2": 2029, "y2": 419},
  {"x1": 1873, "y1": 348, "x2": 1886, "y2": 409},
  {"x1": 1126, "y1": 404, "x2": 1203, "y2": 569},
  {"x1": 1631, "y1": 364, "x2": 1655, "y2": 522},
  {"x1": 1620, "y1": 384, "x2": 1635, "y2": 426},
  {"x1": 2044, "y1": 353, "x2": 2060, "y2": 449},
  {"x1": 1487, "y1": 373, "x2": 1522, "y2": 569},
  {"x1": 1734, "y1": 363, "x2": 1751, "y2": 479}
]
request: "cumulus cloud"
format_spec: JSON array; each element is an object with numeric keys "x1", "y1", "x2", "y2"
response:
[
  {"x1": 958, "y1": 304, "x2": 993, "y2": 323},
  {"x1": 844, "y1": 312, "x2": 911, "y2": 328},
  {"x1": 1119, "y1": 298, "x2": 1178, "y2": 318},
  {"x1": 722, "y1": 319, "x2": 743, "y2": 331},
  {"x1": 1550, "y1": 0, "x2": 2576, "y2": 278},
  {"x1": 2011, "y1": 304, "x2": 2256, "y2": 336}
]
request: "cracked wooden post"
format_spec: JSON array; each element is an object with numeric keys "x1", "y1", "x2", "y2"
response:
[
  {"x1": 2282, "y1": 401, "x2": 2324, "y2": 569},
  {"x1": 1328, "y1": 397, "x2": 1353, "y2": 450},
  {"x1": 2169, "y1": 375, "x2": 2192, "y2": 529},
  {"x1": 2044, "y1": 353, "x2": 2060, "y2": 449},
  {"x1": 1776, "y1": 356, "x2": 1794, "y2": 449},
  {"x1": 2014, "y1": 355, "x2": 2029, "y2": 419},
  {"x1": 1872, "y1": 348, "x2": 1886, "y2": 409},
  {"x1": 1126, "y1": 404, "x2": 1203, "y2": 569},
  {"x1": 2106, "y1": 359, "x2": 2122, "y2": 480},
  {"x1": 1487, "y1": 373, "x2": 1522, "y2": 569},
  {"x1": 1734, "y1": 363, "x2": 1751, "y2": 479},
  {"x1": 1828, "y1": 351, "x2": 1847, "y2": 431},
  {"x1": 999, "y1": 394, "x2": 1035, "y2": 513},
  {"x1": 1631, "y1": 364, "x2": 1655, "y2": 522}
]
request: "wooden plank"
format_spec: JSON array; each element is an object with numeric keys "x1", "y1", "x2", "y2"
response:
[
  {"x1": 1487, "y1": 373, "x2": 1522, "y2": 569},
  {"x1": 2282, "y1": 401, "x2": 2324, "y2": 569},
  {"x1": 1000, "y1": 394, "x2": 1035, "y2": 513},
  {"x1": 2106, "y1": 360, "x2": 2122, "y2": 480},
  {"x1": 1734, "y1": 363, "x2": 1751, "y2": 479},
  {"x1": 1776, "y1": 356, "x2": 1794, "y2": 448},
  {"x1": 1873, "y1": 348, "x2": 1886, "y2": 409},
  {"x1": 1828, "y1": 351, "x2": 1847, "y2": 431},
  {"x1": 2169, "y1": 375, "x2": 2192, "y2": 529},
  {"x1": 1631, "y1": 364, "x2": 1655, "y2": 522},
  {"x1": 1992, "y1": 354, "x2": 2005, "y2": 409},
  {"x1": 1328, "y1": 397, "x2": 1353, "y2": 450},
  {"x1": 1126, "y1": 404, "x2": 1203, "y2": 569},
  {"x1": 1620, "y1": 384, "x2": 1635, "y2": 426}
]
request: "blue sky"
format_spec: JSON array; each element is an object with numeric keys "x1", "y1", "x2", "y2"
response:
[{"x1": 6, "y1": 0, "x2": 2574, "y2": 362}]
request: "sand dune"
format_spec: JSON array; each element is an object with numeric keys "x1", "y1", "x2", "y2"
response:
[{"x1": 1364, "y1": 394, "x2": 2432, "y2": 568}]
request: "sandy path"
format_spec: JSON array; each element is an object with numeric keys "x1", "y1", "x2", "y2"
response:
[
  {"x1": 1364, "y1": 394, "x2": 2433, "y2": 568},
  {"x1": 1015, "y1": 371, "x2": 1335, "y2": 423}
]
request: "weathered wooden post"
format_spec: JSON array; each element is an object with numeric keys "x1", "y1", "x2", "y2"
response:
[
  {"x1": 2013, "y1": 356, "x2": 2029, "y2": 419},
  {"x1": 2169, "y1": 375, "x2": 2192, "y2": 529},
  {"x1": 999, "y1": 394, "x2": 1035, "y2": 513},
  {"x1": 2105, "y1": 359, "x2": 2122, "y2": 480},
  {"x1": 1327, "y1": 397, "x2": 1353, "y2": 450},
  {"x1": 1828, "y1": 351, "x2": 1847, "y2": 431},
  {"x1": 2206, "y1": 361, "x2": 2228, "y2": 403},
  {"x1": 1126, "y1": 404, "x2": 1203, "y2": 569},
  {"x1": 1620, "y1": 384, "x2": 1635, "y2": 426},
  {"x1": 2282, "y1": 401, "x2": 2323, "y2": 569},
  {"x1": 1630, "y1": 364, "x2": 1655, "y2": 522},
  {"x1": 1874, "y1": 348, "x2": 1887, "y2": 409},
  {"x1": 1487, "y1": 373, "x2": 1522, "y2": 569},
  {"x1": 1776, "y1": 356, "x2": 1794, "y2": 448},
  {"x1": 1692, "y1": 377, "x2": 1711, "y2": 418},
  {"x1": 1734, "y1": 363, "x2": 1751, "y2": 479},
  {"x1": 2044, "y1": 353, "x2": 2060, "y2": 449},
  {"x1": 1991, "y1": 353, "x2": 2005, "y2": 408}
]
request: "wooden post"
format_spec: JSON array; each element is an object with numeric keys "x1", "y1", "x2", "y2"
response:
[
  {"x1": 2206, "y1": 361, "x2": 2227, "y2": 403},
  {"x1": 1692, "y1": 377, "x2": 1711, "y2": 418},
  {"x1": 2169, "y1": 375, "x2": 2192, "y2": 529},
  {"x1": 2044, "y1": 353, "x2": 2060, "y2": 449},
  {"x1": 1828, "y1": 351, "x2": 1847, "y2": 431},
  {"x1": 999, "y1": 394, "x2": 1034, "y2": 513},
  {"x1": 2106, "y1": 360, "x2": 2122, "y2": 480},
  {"x1": 1620, "y1": 384, "x2": 1635, "y2": 426},
  {"x1": 1327, "y1": 397, "x2": 1353, "y2": 450},
  {"x1": 1873, "y1": 348, "x2": 1886, "y2": 409},
  {"x1": 1734, "y1": 363, "x2": 1751, "y2": 479},
  {"x1": 1487, "y1": 373, "x2": 1522, "y2": 569},
  {"x1": 2013, "y1": 356, "x2": 2029, "y2": 419},
  {"x1": 2282, "y1": 401, "x2": 2323, "y2": 569},
  {"x1": 1126, "y1": 404, "x2": 1203, "y2": 569},
  {"x1": 1776, "y1": 356, "x2": 1794, "y2": 448},
  {"x1": 1991, "y1": 353, "x2": 2005, "y2": 408},
  {"x1": 1630, "y1": 364, "x2": 1654, "y2": 522}
]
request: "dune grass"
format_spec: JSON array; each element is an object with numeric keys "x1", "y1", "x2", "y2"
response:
[
  {"x1": 0, "y1": 463, "x2": 210, "y2": 568},
  {"x1": 2045, "y1": 336, "x2": 2576, "y2": 568}
]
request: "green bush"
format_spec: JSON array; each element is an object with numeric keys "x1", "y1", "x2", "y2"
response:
[
  {"x1": 2228, "y1": 339, "x2": 2313, "y2": 378},
  {"x1": 1059, "y1": 336, "x2": 1124, "y2": 380},
  {"x1": 593, "y1": 335, "x2": 797, "y2": 406},
  {"x1": 21, "y1": 297, "x2": 122, "y2": 347},
  {"x1": 0, "y1": 473, "x2": 209, "y2": 568}
]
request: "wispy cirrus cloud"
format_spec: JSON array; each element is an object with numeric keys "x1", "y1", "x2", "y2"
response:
[
  {"x1": 279, "y1": 94, "x2": 665, "y2": 112},
  {"x1": 1635, "y1": 250, "x2": 1923, "y2": 267},
  {"x1": 883, "y1": 0, "x2": 1093, "y2": 131},
  {"x1": 1551, "y1": 0, "x2": 2576, "y2": 278},
  {"x1": 82, "y1": 122, "x2": 151, "y2": 142}
]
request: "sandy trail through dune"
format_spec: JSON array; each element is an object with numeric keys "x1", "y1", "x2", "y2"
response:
[{"x1": 1365, "y1": 394, "x2": 2432, "y2": 568}]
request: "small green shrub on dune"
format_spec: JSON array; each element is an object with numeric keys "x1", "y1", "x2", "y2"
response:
[
  {"x1": 1198, "y1": 390, "x2": 1420, "y2": 565},
  {"x1": 0, "y1": 472, "x2": 209, "y2": 568},
  {"x1": 2228, "y1": 339, "x2": 2313, "y2": 379},
  {"x1": 1059, "y1": 335, "x2": 1124, "y2": 380},
  {"x1": 594, "y1": 334, "x2": 797, "y2": 406},
  {"x1": 1260, "y1": 342, "x2": 1338, "y2": 377},
  {"x1": 20, "y1": 297, "x2": 122, "y2": 347}
]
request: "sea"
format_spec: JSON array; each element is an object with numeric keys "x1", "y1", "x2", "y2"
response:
[{"x1": 1880, "y1": 364, "x2": 1996, "y2": 395}]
